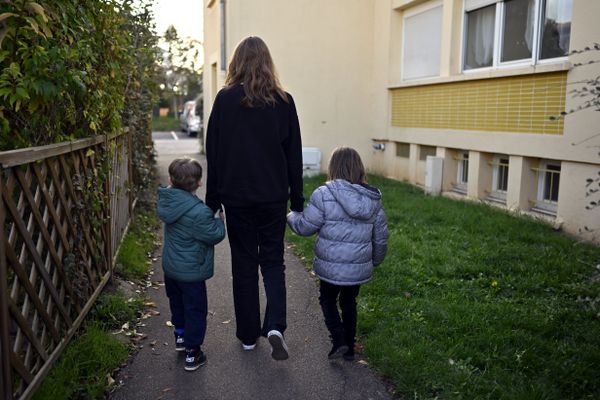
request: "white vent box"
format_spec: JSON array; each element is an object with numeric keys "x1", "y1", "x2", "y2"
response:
[
  {"x1": 425, "y1": 156, "x2": 443, "y2": 195},
  {"x1": 302, "y1": 147, "x2": 321, "y2": 177}
]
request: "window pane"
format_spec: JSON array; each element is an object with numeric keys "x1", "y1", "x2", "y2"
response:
[
  {"x1": 419, "y1": 145, "x2": 436, "y2": 161},
  {"x1": 465, "y1": 5, "x2": 495, "y2": 70},
  {"x1": 543, "y1": 164, "x2": 560, "y2": 202},
  {"x1": 499, "y1": 158, "x2": 509, "y2": 191},
  {"x1": 458, "y1": 152, "x2": 469, "y2": 183},
  {"x1": 396, "y1": 142, "x2": 410, "y2": 158},
  {"x1": 540, "y1": 0, "x2": 572, "y2": 59},
  {"x1": 501, "y1": 0, "x2": 535, "y2": 62},
  {"x1": 403, "y1": 6, "x2": 443, "y2": 80}
]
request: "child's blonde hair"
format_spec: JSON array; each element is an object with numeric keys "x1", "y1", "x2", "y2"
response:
[{"x1": 327, "y1": 147, "x2": 366, "y2": 184}]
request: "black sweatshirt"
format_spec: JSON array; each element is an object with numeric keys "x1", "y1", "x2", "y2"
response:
[{"x1": 205, "y1": 84, "x2": 305, "y2": 212}]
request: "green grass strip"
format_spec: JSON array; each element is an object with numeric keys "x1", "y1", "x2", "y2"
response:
[
  {"x1": 151, "y1": 116, "x2": 180, "y2": 132},
  {"x1": 33, "y1": 323, "x2": 129, "y2": 400},
  {"x1": 116, "y1": 209, "x2": 159, "y2": 281},
  {"x1": 286, "y1": 174, "x2": 600, "y2": 400}
]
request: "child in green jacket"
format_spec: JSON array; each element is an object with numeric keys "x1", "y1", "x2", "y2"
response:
[{"x1": 157, "y1": 158, "x2": 225, "y2": 371}]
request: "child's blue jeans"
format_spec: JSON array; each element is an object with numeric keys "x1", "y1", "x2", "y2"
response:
[{"x1": 164, "y1": 276, "x2": 207, "y2": 349}]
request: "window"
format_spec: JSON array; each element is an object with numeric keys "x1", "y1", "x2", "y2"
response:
[
  {"x1": 419, "y1": 145, "x2": 436, "y2": 161},
  {"x1": 539, "y1": 0, "x2": 572, "y2": 59},
  {"x1": 493, "y1": 156, "x2": 509, "y2": 192},
  {"x1": 402, "y1": 2, "x2": 443, "y2": 80},
  {"x1": 465, "y1": 5, "x2": 495, "y2": 69},
  {"x1": 490, "y1": 155, "x2": 509, "y2": 202},
  {"x1": 454, "y1": 151, "x2": 469, "y2": 193},
  {"x1": 534, "y1": 159, "x2": 561, "y2": 214},
  {"x1": 463, "y1": 0, "x2": 572, "y2": 71},
  {"x1": 396, "y1": 142, "x2": 410, "y2": 158},
  {"x1": 539, "y1": 161, "x2": 560, "y2": 202},
  {"x1": 501, "y1": 0, "x2": 536, "y2": 63}
]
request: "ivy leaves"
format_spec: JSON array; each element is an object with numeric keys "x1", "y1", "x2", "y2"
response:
[{"x1": 0, "y1": 0, "x2": 160, "y2": 153}]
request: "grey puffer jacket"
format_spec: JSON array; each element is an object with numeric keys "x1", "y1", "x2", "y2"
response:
[{"x1": 287, "y1": 179, "x2": 388, "y2": 286}]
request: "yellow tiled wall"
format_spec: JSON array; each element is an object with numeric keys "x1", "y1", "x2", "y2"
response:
[{"x1": 391, "y1": 72, "x2": 567, "y2": 135}]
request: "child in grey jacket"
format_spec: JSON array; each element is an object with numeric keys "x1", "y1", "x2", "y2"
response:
[{"x1": 287, "y1": 147, "x2": 388, "y2": 360}]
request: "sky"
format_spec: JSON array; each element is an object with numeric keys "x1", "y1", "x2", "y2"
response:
[{"x1": 152, "y1": 0, "x2": 204, "y2": 42}]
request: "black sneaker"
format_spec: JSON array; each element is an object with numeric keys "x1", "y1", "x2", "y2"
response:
[
  {"x1": 267, "y1": 330, "x2": 289, "y2": 360},
  {"x1": 328, "y1": 343, "x2": 349, "y2": 359},
  {"x1": 174, "y1": 332, "x2": 185, "y2": 352},
  {"x1": 184, "y1": 348, "x2": 207, "y2": 371}
]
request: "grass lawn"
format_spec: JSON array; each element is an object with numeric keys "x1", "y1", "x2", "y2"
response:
[
  {"x1": 286, "y1": 174, "x2": 600, "y2": 400},
  {"x1": 151, "y1": 116, "x2": 180, "y2": 132}
]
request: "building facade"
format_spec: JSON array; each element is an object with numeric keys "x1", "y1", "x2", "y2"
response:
[{"x1": 203, "y1": 0, "x2": 600, "y2": 242}]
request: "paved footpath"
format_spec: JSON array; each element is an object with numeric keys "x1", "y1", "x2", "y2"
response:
[{"x1": 111, "y1": 132, "x2": 394, "y2": 400}]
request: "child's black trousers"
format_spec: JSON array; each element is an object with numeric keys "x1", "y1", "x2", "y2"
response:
[
  {"x1": 165, "y1": 276, "x2": 208, "y2": 349},
  {"x1": 318, "y1": 280, "x2": 361, "y2": 348}
]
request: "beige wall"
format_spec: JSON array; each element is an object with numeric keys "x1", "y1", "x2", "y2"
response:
[
  {"x1": 558, "y1": 162, "x2": 600, "y2": 243},
  {"x1": 204, "y1": 0, "x2": 379, "y2": 170},
  {"x1": 204, "y1": 0, "x2": 600, "y2": 242},
  {"x1": 203, "y1": 0, "x2": 225, "y2": 125}
]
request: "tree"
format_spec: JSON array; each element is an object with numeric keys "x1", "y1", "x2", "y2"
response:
[{"x1": 158, "y1": 25, "x2": 203, "y2": 115}]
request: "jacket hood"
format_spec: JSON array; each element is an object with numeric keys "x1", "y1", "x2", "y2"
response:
[
  {"x1": 157, "y1": 186, "x2": 200, "y2": 224},
  {"x1": 325, "y1": 179, "x2": 382, "y2": 220}
]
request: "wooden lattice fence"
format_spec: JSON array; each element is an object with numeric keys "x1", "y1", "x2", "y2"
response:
[{"x1": 0, "y1": 132, "x2": 134, "y2": 400}]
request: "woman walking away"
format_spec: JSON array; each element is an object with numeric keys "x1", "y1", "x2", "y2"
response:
[
  {"x1": 287, "y1": 147, "x2": 388, "y2": 361},
  {"x1": 205, "y1": 36, "x2": 304, "y2": 360}
]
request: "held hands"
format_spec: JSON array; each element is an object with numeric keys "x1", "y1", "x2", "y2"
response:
[{"x1": 214, "y1": 210, "x2": 224, "y2": 220}]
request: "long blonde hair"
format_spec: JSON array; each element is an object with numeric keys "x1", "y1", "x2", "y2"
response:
[
  {"x1": 225, "y1": 36, "x2": 288, "y2": 108},
  {"x1": 328, "y1": 147, "x2": 367, "y2": 184}
]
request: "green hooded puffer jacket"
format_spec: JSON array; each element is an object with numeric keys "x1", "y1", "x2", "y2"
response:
[{"x1": 157, "y1": 186, "x2": 225, "y2": 282}]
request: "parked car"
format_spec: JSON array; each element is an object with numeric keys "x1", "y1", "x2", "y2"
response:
[{"x1": 180, "y1": 101, "x2": 201, "y2": 137}]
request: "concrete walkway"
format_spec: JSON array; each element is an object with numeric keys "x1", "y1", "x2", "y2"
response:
[{"x1": 111, "y1": 133, "x2": 393, "y2": 400}]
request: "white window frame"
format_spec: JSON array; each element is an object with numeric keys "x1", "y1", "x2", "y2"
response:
[
  {"x1": 461, "y1": 0, "x2": 569, "y2": 73},
  {"x1": 454, "y1": 150, "x2": 469, "y2": 192},
  {"x1": 535, "y1": 159, "x2": 561, "y2": 213},
  {"x1": 491, "y1": 154, "x2": 509, "y2": 201},
  {"x1": 401, "y1": 0, "x2": 444, "y2": 82}
]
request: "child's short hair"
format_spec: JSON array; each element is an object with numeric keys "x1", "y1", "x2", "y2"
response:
[
  {"x1": 328, "y1": 147, "x2": 366, "y2": 184},
  {"x1": 168, "y1": 158, "x2": 203, "y2": 192}
]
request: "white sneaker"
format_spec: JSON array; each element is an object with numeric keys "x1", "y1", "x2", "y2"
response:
[
  {"x1": 242, "y1": 342, "x2": 256, "y2": 351},
  {"x1": 267, "y1": 330, "x2": 289, "y2": 361}
]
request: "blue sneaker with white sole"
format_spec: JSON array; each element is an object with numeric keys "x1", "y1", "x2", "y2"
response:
[
  {"x1": 184, "y1": 348, "x2": 207, "y2": 371},
  {"x1": 174, "y1": 332, "x2": 185, "y2": 352}
]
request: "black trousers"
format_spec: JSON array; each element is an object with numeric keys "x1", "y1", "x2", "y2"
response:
[
  {"x1": 225, "y1": 203, "x2": 287, "y2": 344},
  {"x1": 319, "y1": 280, "x2": 361, "y2": 348},
  {"x1": 164, "y1": 276, "x2": 208, "y2": 349}
]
